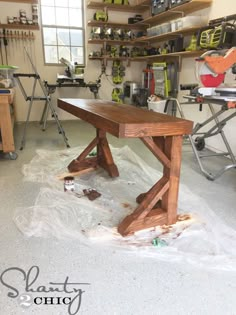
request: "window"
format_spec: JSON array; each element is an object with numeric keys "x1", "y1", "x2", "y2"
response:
[{"x1": 40, "y1": 0, "x2": 85, "y2": 65}]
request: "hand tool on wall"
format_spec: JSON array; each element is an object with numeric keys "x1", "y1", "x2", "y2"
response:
[
  {"x1": 10, "y1": 30, "x2": 15, "y2": 59},
  {"x1": 0, "y1": 32, "x2": 3, "y2": 64},
  {"x1": 6, "y1": 30, "x2": 12, "y2": 61},
  {"x1": 14, "y1": 30, "x2": 17, "y2": 51},
  {"x1": 3, "y1": 29, "x2": 8, "y2": 65},
  {"x1": 28, "y1": 31, "x2": 33, "y2": 59}
]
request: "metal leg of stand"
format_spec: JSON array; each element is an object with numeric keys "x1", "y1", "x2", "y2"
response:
[
  {"x1": 175, "y1": 99, "x2": 214, "y2": 179},
  {"x1": 37, "y1": 77, "x2": 70, "y2": 148},
  {"x1": 188, "y1": 134, "x2": 215, "y2": 180},
  {"x1": 20, "y1": 100, "x2": 34, "y2": 150},
  {"x1": 46, "y1": 98, "x2": 70, "y2": 147},
  {"x1": 20, "y1": 78, "x2": 37, "y2": 150},
  {"x1": 41, "y1": 100, "x2": 50, "y2": 131},
  {"x1": 15, "y1": 49, "x2": 70, "y2": 149},
  {"x1": 177, "y1": 100, "x2": 236, "y2": 180},
  {"x1": 208, "y1": 103, "x2": 236, "y2": 164},
  {"x1": 40, "y1": 100, "x2": 48, "y2": 126},
  {"x1": 175, "y1": 99, "x2": 185, "y2": 119}
]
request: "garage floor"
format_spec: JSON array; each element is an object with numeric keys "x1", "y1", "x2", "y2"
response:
[{"x1": 0, "y1": 120, "x2": 236, "y2": 315}]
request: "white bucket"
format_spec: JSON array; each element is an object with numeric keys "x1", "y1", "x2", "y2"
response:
[{"x1": 148, "y1": 100, "x2": 167, "y2": 113}]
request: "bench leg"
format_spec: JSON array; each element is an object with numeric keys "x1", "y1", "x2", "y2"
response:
[
  {"x1": 118, "y1": 135, "x2": 183, "y2": 236},
  {"x1": 67, "y1": 128, "x2": 119, "y2": 177},
  {"x1": 0, "y1": 96, "x2": 15, "y2": 153}
]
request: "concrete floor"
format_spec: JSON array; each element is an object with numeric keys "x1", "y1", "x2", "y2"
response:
[{"x1": 1, "y1": 120, "x2": 236, "y2": 315}]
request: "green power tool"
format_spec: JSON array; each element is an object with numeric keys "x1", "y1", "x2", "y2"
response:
[
  {"x1": 94, "y1": 10, "x2": 108, "y2": 22},
  {"x1": 112, "y1": 88, "x2": 124, "y2": 103},
  {"x1": 112, "y1": 60, "x2": 125, "y2": 84},
  {"x1": 104, "y1": 0, "x2": 129, "y2": 4}
]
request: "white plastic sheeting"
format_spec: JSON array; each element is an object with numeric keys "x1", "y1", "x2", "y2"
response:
[{"x1": 14, "y1": 146, "x2": 236, "y2": 271}]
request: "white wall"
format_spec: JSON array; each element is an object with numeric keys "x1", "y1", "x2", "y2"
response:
[
  {"x1": 1, "y1": 0, "x2": 236, "y2": 153},
  {"x1": 179, "y1": 0, "x2": 236, "y2": 154},
  {"x1": 0, "y1": 0, "x2": 144, "y2": 122}
]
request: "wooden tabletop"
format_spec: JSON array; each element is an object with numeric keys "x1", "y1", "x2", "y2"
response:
[{"x1": 58, "y1": 98, "x2": 193, "y2": 138}]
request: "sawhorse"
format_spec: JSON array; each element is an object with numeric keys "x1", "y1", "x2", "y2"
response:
[{"x1": 14, "y1": 72, "x2": 70, "y2": 150}]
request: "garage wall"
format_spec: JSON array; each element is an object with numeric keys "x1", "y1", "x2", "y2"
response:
[
  {"x1": 0, "y1": 0, "x2": 144, "y2": 122},
  {"x1": 179, "y1": 0, "x2": 236, "y2": 154},
  {"x1": 0, "y1": 0, "x2": 236, "y2": 153}
]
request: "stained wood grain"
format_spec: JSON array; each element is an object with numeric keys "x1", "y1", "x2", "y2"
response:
[
  {"x1": 58, "y1": 98, "x2": 193, "y2": 236},
  {"x1": 0, "y1": 94, "x2": 15, "y2": 153},
  {"x1": 58, "y1": 99, "x2": 193, "y2": 138}
]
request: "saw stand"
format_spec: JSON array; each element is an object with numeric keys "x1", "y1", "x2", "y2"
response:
[
  {"x1": 175, "y1": 90, "x2": 236, "y2": 181},
  {"x1": 13, "y1": 51, "x2": 70, "y2": 150}
]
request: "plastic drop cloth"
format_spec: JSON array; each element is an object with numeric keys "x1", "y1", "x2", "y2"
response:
[{"x1": 14, "y1": 145, "x2": 236, "y2": 271}]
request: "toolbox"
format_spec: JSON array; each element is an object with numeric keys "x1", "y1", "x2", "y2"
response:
[
  {"x1": 151, "y1": 0, "x2": 169, "y2": 16},
  {"x1": 198, "y1": 21, "x2": 236, "y2": 49},
  {"x1": 169, "y1": 0, "x2": 190, "y2": 8}
]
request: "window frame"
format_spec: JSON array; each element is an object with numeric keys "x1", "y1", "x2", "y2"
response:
[{"x1": 40, "y1": 0, "x2": 86, "y2": 66}]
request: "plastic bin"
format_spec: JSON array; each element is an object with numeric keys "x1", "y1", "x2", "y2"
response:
[
  {"x1": 161, "y1": 22, "x2": 171, "y2": 34},
  {"x1": 177, "y1": 16, "x2": 208, "y2": 30},
  {"x1": 148, "y1": 100, "x2": 167, "y2": 113},
  {"x1": 0, "y1": 66, "x2": 18, "y2": 88}
]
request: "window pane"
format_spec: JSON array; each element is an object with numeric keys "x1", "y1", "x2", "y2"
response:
[
  {"x1": 44, "y1": 46, "x2": 58, "y2": 63},
  {"x1": 41, "y1": 7, "x2": 55, "y2": 25},
  {"x1": 69, "y1": 0, "x2": 82, "y2": 8},
  {"x1": 70, "y1": 29, "x2": 83, "y2": 46},
  {"x1": 43, "y1": 27, "x2": 57, "y2": 45},
  {"x1": 56, "y1": 0, "x2": 68, "y2": 7},
  {"x1": 41, "y1": 0, "x2": 54, "y2": 5},
  {"x1": 56, "y1": 7, "x2": 69, "y2": 26},
  {"x1": 69, "y1": 8, "x2": 82, "y2": 27},
  {"x1": 41, "y1": 0, "x2": 85, "y2": 65},
  {"x1": 58, "y1": 46, "x2": 71, "y2": 61},
  {"x1": 71, "y1": 47, "x2": 84, "y2": 64},
  {"x1": 57, "y1": 28, "x2": 70, "y2": 46}
]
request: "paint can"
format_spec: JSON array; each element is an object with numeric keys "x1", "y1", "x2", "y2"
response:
[{"x1": 64, "y1": 176, "x2": 75, "y2": 192}]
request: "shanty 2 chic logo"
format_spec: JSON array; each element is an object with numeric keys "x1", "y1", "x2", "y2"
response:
[{"x1": 0, "y1": 266, "x2": 90, "y2": 315}]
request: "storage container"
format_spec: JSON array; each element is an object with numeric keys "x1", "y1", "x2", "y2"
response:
[
  {"x1": 171, "y1": 19, "x2": 180, "y2": 32},
  {"x1": 161, "y1": 22, "x2": 171, "y2": 34},
  {"x1": 177, "y1": 16, "x2": 208, "y2": 30},
  {"x1": 0, "y1": 66, "x2": 18, "y2": 88},
  {"x1": 148, "y1": 100, "x2": 167, "y2": 113}
]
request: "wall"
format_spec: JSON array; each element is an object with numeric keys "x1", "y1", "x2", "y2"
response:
[
  {"x1": 0, "y1": 0, "x2": 144, "y2": 122},
  {"x1": 0, "y1": 0, "x2": 236, "y2": 153},
  {"x1": 179, "y1": 0, "x2": 236, "y2": 154}
]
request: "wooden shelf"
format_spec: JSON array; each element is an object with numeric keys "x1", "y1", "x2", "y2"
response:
[
  {"x1": 136, "y1": 0, "x2": 212, "y2": 26},
  {"x1": 88, "y1": 26, "x2": 205, "y2": 46},
  {"x1": 136, "y1": 26, "x2": 204, "y2": 43},
  {"x1": 88, "y1": 38, "x2": 146, "y2": 45},
  {"x1": 87, "y1": 1, "x2": 211, "y2": 66},
  {"x1": 137, "y1": 0, "x2": 150, "y2": 5},
  {"x1": 0, "y1": 0, "x2": 38, "y2": 3},
  {"x1": 87, "y1": 1, "x2": 149, "y2": 12},
  {"x1": 87, "y1": 20, "x2": 145, "y2": 30},
  {"x1": 134, "y1": 50, "x2": 204, "y2": 60},
  {"x1": 0, "y1": 23, "x2": 39, "y2": 30},
  {"x1": 89, "y1": 50, "x2": 204, "y2": 62},
  {"x1": 89, "y1": 56, "x2": 131, "y2": 61}
]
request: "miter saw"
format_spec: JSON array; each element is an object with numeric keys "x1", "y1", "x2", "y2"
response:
[
  {"x1": 59, "y1": 57, "x2": 84, "y2": 80},
  {"x1": 180, "y1": 47, "x2": 236, "y2": 180},
  {"x1": 195, "y1": 47, "x2": 236, "y2": 100}
]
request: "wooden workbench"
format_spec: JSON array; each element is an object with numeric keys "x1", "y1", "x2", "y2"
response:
[
  {"x1": 58, "y1": 98, "x2": 193, "y2": 236},
  {"x1": 0, "y1": 90, "x2": 15, "y2": 154}
]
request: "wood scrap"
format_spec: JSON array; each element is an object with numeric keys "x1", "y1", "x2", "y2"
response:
[
  {"x1": 83, "y1": 189, "x2": 101, "y2": 201},
  {"x1": 56, "y1": 167, "x2": 96, "y2": 180}
]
